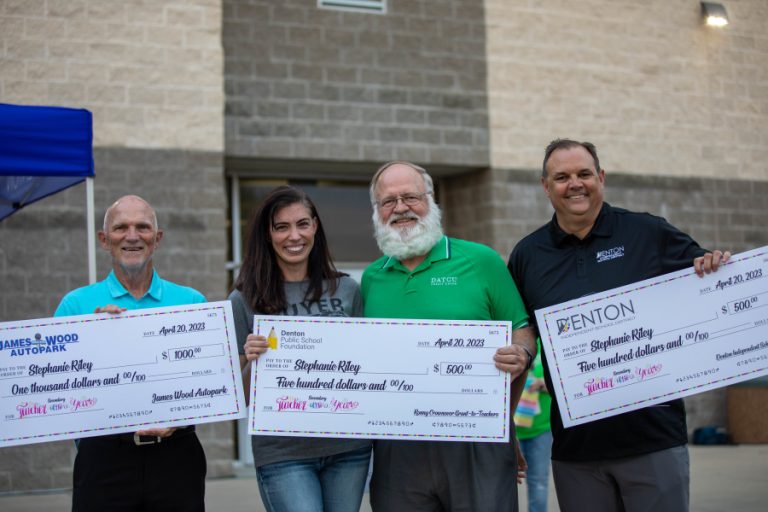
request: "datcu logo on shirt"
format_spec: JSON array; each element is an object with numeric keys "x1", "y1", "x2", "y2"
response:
[
  {"x1": 596, "y1": 246, "x2": 624, "y2": 263},
  {"x1": 430, "y1": 277, "x2": 458, "y2": 286}
]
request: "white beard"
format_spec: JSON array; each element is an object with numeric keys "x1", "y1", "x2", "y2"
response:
[{"x1": 373, "y1": 197, "x2": 444, "y2": 261}]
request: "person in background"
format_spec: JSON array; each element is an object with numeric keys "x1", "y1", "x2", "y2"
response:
[
  {"x1": 514, "y1": 340, "x2": 552, "y2": 512},
  {"x1": 229, "y1": 185, "x2": 371, "y2": 512}
]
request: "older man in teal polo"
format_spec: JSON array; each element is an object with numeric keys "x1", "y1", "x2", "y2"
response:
[{"x1": 56, "y1": 195, "x2": 206, "y2": 512}]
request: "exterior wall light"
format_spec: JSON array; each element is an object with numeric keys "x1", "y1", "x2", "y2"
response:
[{"x1": 701, "y1": 2, "x2": 729, "y2": 27}]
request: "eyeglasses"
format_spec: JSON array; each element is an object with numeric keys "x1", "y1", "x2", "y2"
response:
[{"x1": 377, "y1": 192, "x2": 430, "y2": 211}]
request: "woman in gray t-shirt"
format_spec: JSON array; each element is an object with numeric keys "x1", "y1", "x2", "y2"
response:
[{"x1": 229, "y1": 185, "x2": 371, "y2": 512}]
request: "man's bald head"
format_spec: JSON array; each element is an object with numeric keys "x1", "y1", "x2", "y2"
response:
[{"x1": 103, "y1": 195, "x2": 158, "y2": 232}]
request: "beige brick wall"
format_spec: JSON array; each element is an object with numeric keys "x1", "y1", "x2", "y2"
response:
[
  {"x1": 486, "y1": 0, "x2": 768, "y2": 181},
  {"x1": 0, "y1": 0, "x2": 224, "y2": 151}
]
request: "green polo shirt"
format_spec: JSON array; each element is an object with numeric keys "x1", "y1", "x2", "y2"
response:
[{"x1": 362, "y1": 236, "x2": 528, "y2": 327}]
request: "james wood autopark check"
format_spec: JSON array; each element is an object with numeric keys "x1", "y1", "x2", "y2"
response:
[
  {"x1": 249, "y1": 317, "x2": 513, "y2": 442},
  {"x1": 535, "y1": 246, "x2": 768, "y2": 428},
  {"x1": 0, "y1": 301, "x2": 246, "y2": 447}
]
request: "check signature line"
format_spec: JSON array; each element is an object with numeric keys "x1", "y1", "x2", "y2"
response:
[{"x1": 155, "y1": 396, "x2": 227, "y2": 404}]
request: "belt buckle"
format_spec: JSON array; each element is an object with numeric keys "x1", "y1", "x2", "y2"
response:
[{"x1": 133, "y1": 433, "x2": 161, "y2": 446}]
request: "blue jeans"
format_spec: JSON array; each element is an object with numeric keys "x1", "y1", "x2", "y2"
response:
[
  {"x1": 519, "y1": 431, "x2": 552, "y2": 512},
  {"x1": 256, "y1": 446, "x2": 371, "y2": 512}
]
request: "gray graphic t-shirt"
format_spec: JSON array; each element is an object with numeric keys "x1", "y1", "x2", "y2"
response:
[{"x1": 228, "y1": 276, "x2": 370, "y2": 468}]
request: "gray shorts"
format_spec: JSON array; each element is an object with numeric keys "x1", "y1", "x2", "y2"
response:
[
  {"x1": 552, "y1": 444, "x2": 689, "y2": 512},
  {"x1": 369, "y1": 440, "x2": 519, "y2": 512}
]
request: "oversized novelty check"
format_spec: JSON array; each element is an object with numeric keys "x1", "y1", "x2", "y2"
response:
[
  {"x1": 0, "y1": 301, "x2": 246, "y2": 447},
  {"x1": 249, "y1": 317, "x2": 513, "y2": 442},
  {"x1": 536, "y1": 246, "x2": 768, "y2": 428}
]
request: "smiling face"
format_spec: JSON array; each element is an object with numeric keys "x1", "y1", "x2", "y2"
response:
[
  {"x1": 99, "y1": 196, "x2": 163, "y2": 277},
  {"x1": 374, "y1": 163, "x2": 430, "y2": 232},
  {"x1": 542, "y1": 145, "x2": 605, "y2": 233},
  {"x1": 371, "y1": 163, "x2": 444, "y2": 263},
  {"x1": 270, "y1": 202, "x2": 318, "y2": 279}
]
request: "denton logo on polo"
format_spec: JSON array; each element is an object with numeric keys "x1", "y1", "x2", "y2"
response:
[
  {"x1": 430, "y1": 276, "x2": 458, "y2": 286},
  {"x1": 556, "y1": 299, "x2": 635, "y2": 335},
  {"x1": 596, "y1": 246, "x2": 625, "y2": 263}
]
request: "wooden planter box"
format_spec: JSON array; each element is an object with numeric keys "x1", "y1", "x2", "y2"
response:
[{"x1": 727, "y1": 378, "x2": 768, "y2": 444}]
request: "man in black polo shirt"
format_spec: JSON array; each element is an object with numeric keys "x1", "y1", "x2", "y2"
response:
[{"x1": 508, "y1": 139, "x2": 729, "y2": 512}]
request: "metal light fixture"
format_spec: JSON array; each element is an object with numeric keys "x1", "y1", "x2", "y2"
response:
[{"x1": 701, "y1": 2, "x2": 729, "y2": 27}]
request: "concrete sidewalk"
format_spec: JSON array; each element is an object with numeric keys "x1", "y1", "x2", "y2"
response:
[{"x1": 1, "y1": 445, "x2": 766, "y2": 511}]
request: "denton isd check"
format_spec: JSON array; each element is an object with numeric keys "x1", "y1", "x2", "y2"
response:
[
  {"x1": 249, "y1": 317, "x2": 514, "y2": 442},
  {"x1": 0, "y1": 301, "x2": 246, "y2": 447},
  {"x1": 535, "y1": 246, "x2": 768, "y2": 428}
]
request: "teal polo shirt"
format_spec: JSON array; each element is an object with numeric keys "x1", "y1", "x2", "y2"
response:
[
  {"x1": 362, "y1": 236, "x2": 528, "y2": 327},
  {"x1": 55, "y1": 270, "x2": 206, "y2": 317}
]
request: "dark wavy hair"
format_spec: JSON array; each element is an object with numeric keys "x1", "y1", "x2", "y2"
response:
[{"x1": 234, "y1": 186, "x2": 344, "y2": 314}]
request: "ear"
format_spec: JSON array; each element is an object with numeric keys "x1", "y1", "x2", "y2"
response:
[
  {"x1": 540, "y1": 176, "x2": 551, "y2": 199},
  {"x1": 154, "y1": 229, "x2": 164, "y2": 246},
  {"x1": 597, "y1": 169, "x2": 606, "y2": 185},
  {"x1": 97, "y1": 231, "x2": 109, "y2": 251}
]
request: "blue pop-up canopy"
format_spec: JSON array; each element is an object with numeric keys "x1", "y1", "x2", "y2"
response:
[
  {"x1": 0, "y1": 102, "x2": 97, "y2": 282},
  {"x1": 0, "y1": 102, "x2": 94, "y2": 220}
]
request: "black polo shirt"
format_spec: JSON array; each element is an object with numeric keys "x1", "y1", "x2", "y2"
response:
[{"x1": 508, "y1": 202, "x2": 706, "y2": 462}]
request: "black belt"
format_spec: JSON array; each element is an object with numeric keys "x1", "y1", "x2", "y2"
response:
[{"x1": 114, "y1": 426, "x2": 196, "y2": 446}]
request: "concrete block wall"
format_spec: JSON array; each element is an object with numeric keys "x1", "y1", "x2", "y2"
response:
[
  {"x1": 0, "y1": 0, "x2": 231, "y2": 492},
  {"x1": 224, "y1": 0, "x2": 490, "y2": 166},
  {"x1": 485, "y1": 0, "x2": 768, "y2": 181}
]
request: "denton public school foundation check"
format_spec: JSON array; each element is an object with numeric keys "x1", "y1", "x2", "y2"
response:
[
  {"x1": 535, "y1": 246, "x2": 768, "y2": 428},
  {"x1": 249, "y1": 317, "x2": 514, "y2": 442},
  {"x1": 0, "y1": 301, "x2": 246, "y2": 447}
]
